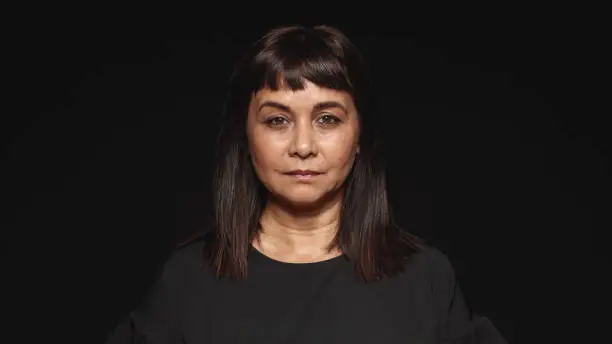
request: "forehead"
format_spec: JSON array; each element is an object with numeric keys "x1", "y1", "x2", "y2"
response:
[{"x1": 251, "y1": 80, "x2": 355, "y2": 109}]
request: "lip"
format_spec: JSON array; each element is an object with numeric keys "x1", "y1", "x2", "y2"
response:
[{"x1": 285, "y1": 170, "x2": 322, "y2": 176}]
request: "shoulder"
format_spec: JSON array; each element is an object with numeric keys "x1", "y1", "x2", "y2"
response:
[
  {"x1": 404, "y1": 243, "x2": 458, "y2": 291},
  {"x1": 405, "y1": 242, "x2": 454, "y2": 271},
  {"x1": 133, "y1": 234, "x2": 211, "y2": 315},
  {"x1": 418, "y1": 245, "x2": 455, "y2": 275},
  {"x1": 159, "y1": 232, "x2": 211, "y2": 280},
  {"x1": 106, "y1": 234, "x2": 212, "y2": 343}
]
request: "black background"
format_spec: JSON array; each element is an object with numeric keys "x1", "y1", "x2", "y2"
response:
[{"x1": 4, "y1": 13, "x2": 610, "y2": 343}]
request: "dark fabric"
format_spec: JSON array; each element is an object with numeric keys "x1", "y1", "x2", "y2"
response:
[{"x1": 104, "y1": 239, "x2": 507, "y2": 344}]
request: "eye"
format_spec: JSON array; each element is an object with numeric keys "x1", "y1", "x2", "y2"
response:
[
  {"x1": 317, "y1": 114, "x2": 341, "y2": 126},
  {"x1": 265, "y1": 116, "x2": 289, "y2": 127}
]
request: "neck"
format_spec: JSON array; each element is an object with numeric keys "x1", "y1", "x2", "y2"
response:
[{"x1": 255, "y1": 193, "x2": 343, "y2": 257}]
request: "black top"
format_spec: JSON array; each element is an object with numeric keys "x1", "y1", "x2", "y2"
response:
[{"x1": 104, "y1": 239, "x2": 507, "y2": 343}]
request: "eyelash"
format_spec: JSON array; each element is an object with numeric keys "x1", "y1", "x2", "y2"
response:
[{"x1": 265, "y1": 114, "x2": 342, "y2": 127}]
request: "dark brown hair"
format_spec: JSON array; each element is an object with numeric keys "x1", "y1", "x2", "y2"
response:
[{"x1": 201, "y1": 25, "x2": 424, "y2": 283}]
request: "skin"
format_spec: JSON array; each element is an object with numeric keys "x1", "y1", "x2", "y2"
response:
[{"x1": 246, "y1": 79, "x2": 360, "y2": 263}]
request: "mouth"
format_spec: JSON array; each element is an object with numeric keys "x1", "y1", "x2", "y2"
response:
[
  {"x1": 284, "y1": 170, "x2": 323, "y2": 179},
  {"x1": 285, "y1": 170, "x2": 322, "y2": 175}
]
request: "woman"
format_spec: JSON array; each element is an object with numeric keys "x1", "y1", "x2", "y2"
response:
[{"x1": 105, "y1": 25, "x2": 507, "y2": 343}]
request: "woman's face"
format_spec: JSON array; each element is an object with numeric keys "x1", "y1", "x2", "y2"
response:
[{"x1": 247, "y1": 79, "x2": 360, "y2": 208}]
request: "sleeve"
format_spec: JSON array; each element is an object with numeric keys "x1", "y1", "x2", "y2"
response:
[
  {"x1": 103, "y1": 259, "x2": 182, "y2": 344},
  {"x1": 429, "y1": 248, "x2": 508, "y2": 344}
]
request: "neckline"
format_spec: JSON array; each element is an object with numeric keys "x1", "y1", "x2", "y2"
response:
[{"x1": 249, "y1": 244, "x2": 346, "y2": 267}]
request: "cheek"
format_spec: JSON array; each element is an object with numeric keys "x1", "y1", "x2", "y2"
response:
[
  {"x1": 249, "y1": 132, "x2": 285, "y2": 170},
  {"x1": 323, "y1": 135, "x2": 359, "y2": 168}
]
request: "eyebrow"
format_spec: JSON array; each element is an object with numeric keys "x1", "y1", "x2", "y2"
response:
[{"x1": 257, "y1": 101, "x2": 348, "y2": 114}]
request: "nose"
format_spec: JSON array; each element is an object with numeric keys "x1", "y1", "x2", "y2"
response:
[{"x1": 289, "y1": 121, "x2": 317, "y2": 159}]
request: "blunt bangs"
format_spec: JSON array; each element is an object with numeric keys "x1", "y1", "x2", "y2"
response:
[{"x1": 245, "y1": 26, "x2": 357, "y2": 96}]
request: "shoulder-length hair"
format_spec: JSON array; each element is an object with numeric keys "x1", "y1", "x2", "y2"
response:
[{"x1": 200, "y1": 25, "x2": 424, "y2": 283}]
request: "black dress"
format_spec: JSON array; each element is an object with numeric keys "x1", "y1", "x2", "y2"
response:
[{"x1": 104, "y1": 238, "x2": 507, "y2": 343}]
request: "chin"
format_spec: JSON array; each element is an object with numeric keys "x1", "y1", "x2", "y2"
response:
[
  {"x1": 283, "y1": 193, "x2": 323, "y2": 205},
  {"x1": 279, "y1": 187, "x2": 345, "y2": 210},
  {"x1": 274, "y1": 190, "x2": 326, "y2": 208}
]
